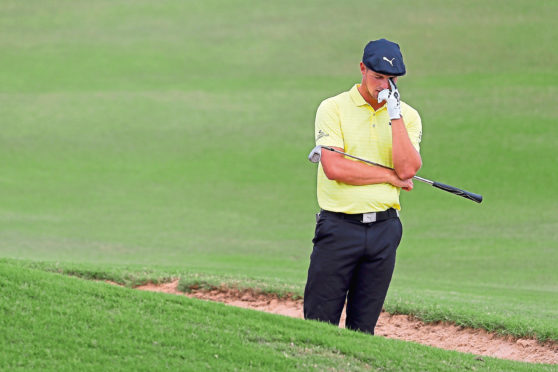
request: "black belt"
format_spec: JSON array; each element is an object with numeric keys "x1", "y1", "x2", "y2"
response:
[{"x1": 320, "y1": 208, "x2": 399, "y2": 224}]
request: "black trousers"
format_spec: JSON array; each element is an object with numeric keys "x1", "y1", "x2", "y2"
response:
[{"x1": 303, "y1": 210, "x2": 402, "y2": 334}]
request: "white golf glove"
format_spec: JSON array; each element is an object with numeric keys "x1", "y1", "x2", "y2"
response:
[{"x1": 378, "y1": 79, "x2": 401, "y2": 120}]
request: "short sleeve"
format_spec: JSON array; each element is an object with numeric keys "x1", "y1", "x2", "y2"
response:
[
  {"x1": 403, "y1": 105, "x2": 422, "y2": 152},
  {"x1": 315, "y1": 98, "x2": 344, "y2": 148}
]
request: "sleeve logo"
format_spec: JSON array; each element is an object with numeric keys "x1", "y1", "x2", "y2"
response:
[{"x1": 316, "y1": 130, "x2": 329, "y2": 141}]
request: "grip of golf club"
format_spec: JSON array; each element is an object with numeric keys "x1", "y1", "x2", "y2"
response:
[{"x1": 432, "y1": 182, "x2": 483, "y2": 204}]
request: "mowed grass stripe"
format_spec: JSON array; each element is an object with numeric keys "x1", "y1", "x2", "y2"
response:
[{"x1": 0, "y1": 262, "x2": 552, "y2": 371}]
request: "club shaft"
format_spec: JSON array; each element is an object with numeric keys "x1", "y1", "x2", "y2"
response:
[{"x1": 320, "y1": 146, "x2": 482, "y2": 203}]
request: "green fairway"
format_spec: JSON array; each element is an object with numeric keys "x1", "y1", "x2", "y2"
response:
[
  {"x1": 2, "y1": 261, "x2": 553, "y2": 371},
  {"x1": 1, "y1": 0, "x2": 557, "y2": 359}
]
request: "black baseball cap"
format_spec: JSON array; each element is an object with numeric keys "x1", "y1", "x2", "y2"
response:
[{"x1": 362, "y1": 39, "x2": 406, "y2": 76}]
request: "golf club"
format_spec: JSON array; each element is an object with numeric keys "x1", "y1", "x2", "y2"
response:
[{"x1": 308, "y1": 145, "x2": 483, "y2": 203}]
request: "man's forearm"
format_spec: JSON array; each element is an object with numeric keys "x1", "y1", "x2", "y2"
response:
[
  {"x1": 324, "y1": 158, "x2": 395, "y2": 186},
  {"x1": 320, "y1": 149, "x2": 400, "y2": 186},
  {"x1": 391, "y1": 118, "x2": 422, "y2": 179}
]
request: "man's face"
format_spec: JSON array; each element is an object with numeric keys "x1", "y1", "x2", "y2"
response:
[{"x1": 360, "y1": 62, "x2": 397, "y2": 101}]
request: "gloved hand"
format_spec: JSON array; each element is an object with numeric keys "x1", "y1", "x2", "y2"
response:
[{"x1": 378, "y1": 79, "x2": 401, "y2": 120}]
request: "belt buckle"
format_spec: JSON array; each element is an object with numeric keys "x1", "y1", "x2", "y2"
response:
[{"x1": 361, "y1": 212, "x2": 377, "y2": 223}]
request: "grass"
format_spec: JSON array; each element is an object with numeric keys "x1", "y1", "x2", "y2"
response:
[
  {"x1": 1, "y1": 261, "x2": 554, "y2": 371},
  {"x1": 1, "y1": 0, "x2": 558, "y2": 367},
  {"x1": 9, "y1": 258, "x2": 557, "y2": 343},
  {"x1": 8, "y1": 258, "x2": 302, "y2": 298}
]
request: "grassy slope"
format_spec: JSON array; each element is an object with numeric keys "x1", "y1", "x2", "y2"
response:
[
  {"x1": 1, "y1": 262, "x2": 553, "y2": 371},
  {"x1": 10, "y1": 258, "x2": 556, "y2": 343},
  {"x1": 1, "y1": 0, "x2": 557, "y2": 341}
]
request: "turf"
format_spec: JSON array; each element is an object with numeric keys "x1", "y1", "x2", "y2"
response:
[
  {"x1": 10, "y1": 257, "x2": 557, "y2": 344},
  {"x1": 1, "y1": 0, "x2": 557, "y2": 353},
  {"x1": 1, "y1": 262, "x2": 553, "y2": 371}
]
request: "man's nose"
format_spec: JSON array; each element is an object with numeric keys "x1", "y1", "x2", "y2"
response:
[{"x1": 380, "y1": 79, "x2": 390, "y2": 90}]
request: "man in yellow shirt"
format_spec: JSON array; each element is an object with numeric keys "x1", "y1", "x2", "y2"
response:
[{"x1": 304, "y1": 39, "x2": 422, "y2": 334}]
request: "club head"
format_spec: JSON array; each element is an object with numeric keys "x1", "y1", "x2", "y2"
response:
[{"x1": 308, "y1": 145, "x2": 322, "y2": 163}]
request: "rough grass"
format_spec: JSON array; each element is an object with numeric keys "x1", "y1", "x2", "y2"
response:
[
  {"x1": 10, "y1": 258, "x2": 557, "y2": 343},
  {"x1": 1, "y1": 261, "x2": 554, "y2": 371}
]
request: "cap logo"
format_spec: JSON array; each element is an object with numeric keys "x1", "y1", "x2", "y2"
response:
[{"x1": 383, "y1": 57, "x2": 395, "y2": 66}]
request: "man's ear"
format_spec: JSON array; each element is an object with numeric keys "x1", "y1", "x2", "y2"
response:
[{"x1": 359, "y1": 62, "x2": 367, "y2": 76}]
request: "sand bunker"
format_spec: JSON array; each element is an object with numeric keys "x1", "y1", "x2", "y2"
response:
[{"x1": 132, "y1": 280, "x2": 557, "y2": 365}]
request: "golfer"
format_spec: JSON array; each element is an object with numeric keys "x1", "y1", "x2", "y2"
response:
[{"x1": 304, "y1": 39, "x2": 422, "y2": 334}]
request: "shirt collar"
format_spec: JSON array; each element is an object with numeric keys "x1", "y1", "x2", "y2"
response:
[
  {"x1": 349, "y1": 84, "x2": 386, "y2": 111},
  {"x1": 349, "y1": 84, "x2": 368, "y2": 106}
]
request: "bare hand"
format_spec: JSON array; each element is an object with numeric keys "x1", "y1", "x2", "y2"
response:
[
  {"x1": 401, "y1": 179, "x2": 413, "y2": 191},
  {"x1": 391, "y1": 175, "x2": 413, "y2": 191}
]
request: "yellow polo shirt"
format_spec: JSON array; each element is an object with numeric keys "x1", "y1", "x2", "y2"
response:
[{"x1": 315, "y1": 84, "x2": 422, "y2": 213}]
